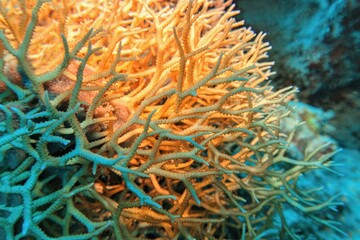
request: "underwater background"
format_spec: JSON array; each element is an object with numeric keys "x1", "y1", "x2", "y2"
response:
[
  {"x1": 238, "y1": 0, "x2": 359, "y2": 239},
  {"x1": 0, "y1": 0, "x2": 359, "y2": 239}
]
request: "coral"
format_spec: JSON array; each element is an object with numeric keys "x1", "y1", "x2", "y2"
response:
[{"x1": 0, "y1": 0, "x2": 343, "y2": 239}]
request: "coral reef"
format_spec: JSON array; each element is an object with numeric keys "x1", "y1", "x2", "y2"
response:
[
  {"x1": 278, "y1": 101, "x2": 360, "y2": 239},
  {"x1": 0, "y1": 0, "x2": 343, "y2": 239},
  {"x1": 237, "y1": 0, "x2": 360, "y2": 98},
  {"x1": 236, "y1": 0, "x2": 360, "y2": 157}
]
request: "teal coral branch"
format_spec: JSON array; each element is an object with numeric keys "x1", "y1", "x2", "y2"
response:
[
  {"x1": 0, "y1": 127, "x2": 29, "y2": 145},
  {"x1": 122, "y1": 172, "x2": 162, "y2": 208},
  {"x1": 0, "y1": 72, "x2": 27, "y2": 100},
  {"x1": 29, "y1": 221, "x2": 111, "y2": 240},
  {"x1": 68, "y1": 40, "x2": 101, "y2": 110}
]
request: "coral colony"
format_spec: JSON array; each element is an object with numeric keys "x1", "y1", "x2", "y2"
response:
[{"x1": 0, "y1": 0, "x2": 343, "y2": 239}]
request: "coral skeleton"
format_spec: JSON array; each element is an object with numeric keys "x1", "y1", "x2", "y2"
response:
[{"x1": 0, "y1": 0, "x2": 342, "y2": 239}]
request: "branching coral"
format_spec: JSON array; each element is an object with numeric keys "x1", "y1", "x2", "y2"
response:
[{"x1": 0, "y1": 0, "x2": 343, "y2": 239}]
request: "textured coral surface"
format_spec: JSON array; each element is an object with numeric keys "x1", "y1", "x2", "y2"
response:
[{"x1": 0, "y1": 0, "x2": 343, "y2": 239}]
